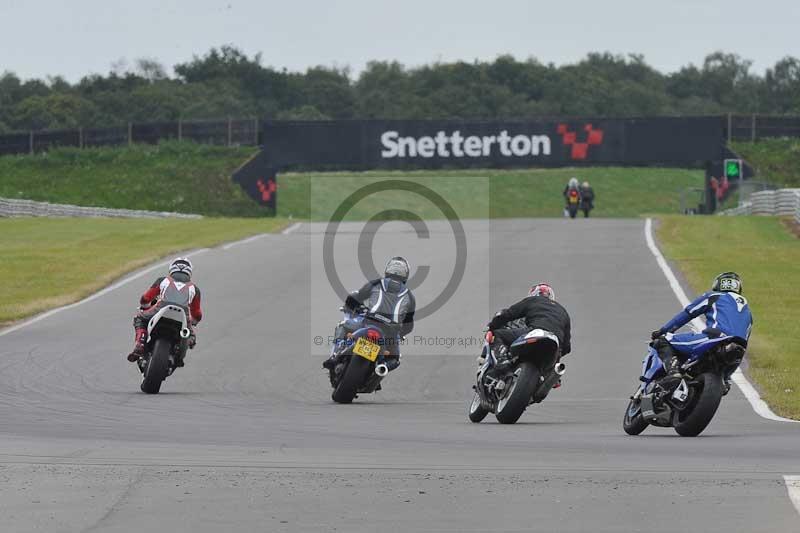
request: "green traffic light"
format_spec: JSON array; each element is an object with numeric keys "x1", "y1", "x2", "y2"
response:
[{"x1": 725, "y1": 161, "x2": 741, "y2": 178}]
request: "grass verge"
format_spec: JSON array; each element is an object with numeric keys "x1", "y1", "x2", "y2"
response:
[
  {"x1": 657, "y1": 215, "x2": 800, "y2": 419},
  {"x1": 0, "y1": 141, "x2": 266, "y2": 217},
  {"x1": 0, "y1": 217, "x2": 287, "y2": 326},
  {"x1": 278, "y1": 167, "x2": 703, "y2": 220}
]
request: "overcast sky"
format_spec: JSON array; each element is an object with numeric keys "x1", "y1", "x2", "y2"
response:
[{"x1": 1, "y1": 0, "x2": 797, "y2": 82}]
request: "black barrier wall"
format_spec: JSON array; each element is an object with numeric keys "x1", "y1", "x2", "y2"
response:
[
  {"x1": 261, "y1": 117, "x2": 725, "y2": 170},
  {"x1": 232, "y1": 150, "x2": 277, "y2": 211}
]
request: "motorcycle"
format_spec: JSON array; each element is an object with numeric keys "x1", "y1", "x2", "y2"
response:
[
  {"x1": 136, "y1": 291, "x2": 192, "y2": 394},
  {"x1": 468, "y1": 329, "x2": 566, "y2": 424},
  {"x1": 328, "y1": 307, "x2": 398, "y2": 404},
  {"x1": 565, "y1": 188, "x2": 580, "y2": 219},
  {"x1": 622, "y1": 337, "x2": 746, "y2": 437}
]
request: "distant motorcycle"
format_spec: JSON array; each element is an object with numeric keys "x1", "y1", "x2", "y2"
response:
[
  {"x1": 622, "y1": 337, "x2": 746, "y2": 437},
  {"x1": 136, "y1": 294, "x2": 192, "y2": 394},
  {"x1": 565, "y1": 188, "x2": 580, "y2": 218},
  {"x1": 328, "y1": 307, "x2": 397, "y2": 404},
  {"x1": 468, "y1": 329, "x2": 565, "y2": 424}
]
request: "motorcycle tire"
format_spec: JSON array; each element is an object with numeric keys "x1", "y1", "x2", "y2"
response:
[
  {"x1": 468, "y1": 391, "x2": 489, "y2": 423},
  {"x1": 673, "y1": 372, "x2": 723, "y2": 437},
  {"x1": 141, "y1": 338, "x2": 171, "y2": 394},
  {"x1": 495, "y1": 362, "x2": 539, "y2": 424},
  {"x1": 623, "y1": 397, "x2": 649, "y2": 435},
  {"x1": 332, "y1": 355, "x2": 371, "y2": 404}
]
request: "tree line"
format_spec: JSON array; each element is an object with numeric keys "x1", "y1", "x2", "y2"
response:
[{"x1": 1, "y1": 46, "x2": 799, "y2": 133}]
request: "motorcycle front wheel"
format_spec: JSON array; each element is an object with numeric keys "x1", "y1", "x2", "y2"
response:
[
  {"x1": 622, "y1": 397, "x2": 649, "y2": 435},
  {"x1": 468, "y1": 391, "x2": 489, "y2": 423}
]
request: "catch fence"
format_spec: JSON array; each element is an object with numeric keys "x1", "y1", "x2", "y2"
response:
[{"x1": 0, "y1": 118, "x2": 260, "y2": 156}]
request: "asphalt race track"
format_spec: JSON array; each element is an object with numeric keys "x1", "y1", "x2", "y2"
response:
[{"x1": 1, "y1": 219, "x2": 798, "y2": 532}]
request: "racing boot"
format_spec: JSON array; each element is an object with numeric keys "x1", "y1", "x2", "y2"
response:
[
  {"x1": 127, "y1": 328, "x2": 147, "y2": 362},
  {"x1": 491, "y1": 342, "x2": 513, "y2": 374},
  {"x1": 653, "y1": 337, "x2": 681, "y2": 382}
]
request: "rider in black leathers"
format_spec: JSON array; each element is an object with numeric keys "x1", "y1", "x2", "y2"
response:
[{"x1": 487, "y1": 284, "x2": 572, "y2": 368}]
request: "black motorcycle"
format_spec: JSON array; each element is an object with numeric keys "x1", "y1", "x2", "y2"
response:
[
  {"x1": 469, "y1": 329, "x2": 565, "y2": 424},
  {"x1": 328, "y1": 307, "x2": 398, "y2": 404},
  {"x1": 623, "y1": 336, "x2": 746, "y2": 437}
]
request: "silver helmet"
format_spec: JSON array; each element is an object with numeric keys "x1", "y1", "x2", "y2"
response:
[{"x1": 384, "y1": 256, "x2": 410, "y2": 282}]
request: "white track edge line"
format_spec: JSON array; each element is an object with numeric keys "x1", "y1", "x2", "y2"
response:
[
  {"x1": 1, "y1": 223, "x2": 304, "y2": 338},
  {"x1": 0, "y1": 248, "x2": 209, "y2": 338},
  {"x1": 644, "y1": 217, "x2": 797, "y2": 424},
  {"x1": 282, "y1": 222, "x2": 302, "y2": 235},
  {"x1": 784, "y1": 476, "x2": 800, "y2": 517}
]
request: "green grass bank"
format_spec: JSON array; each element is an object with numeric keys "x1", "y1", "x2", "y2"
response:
[
  {"x1": 0, "y1": 141, "x2": 264, "y2": 217},
  {"x1": 731, "y1": 138, "x2": 800, "y2": 188},
  {"x1": 657, "y1": 215, "x2": 800, "y2": 420},
  {"x1": 278, "y1": 167, "x2": 703, "y2": 220},
  {"x1": 0, "y1": 217, "x2": 287, "y2": 326}
]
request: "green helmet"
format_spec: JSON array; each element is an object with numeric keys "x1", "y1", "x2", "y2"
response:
[{"x1": 712, "y1": 272, "x2": 742, "y2": 294}]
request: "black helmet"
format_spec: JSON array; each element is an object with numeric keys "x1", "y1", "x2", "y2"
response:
[
  {"x1": 712, "y1": 271, "x2": 742, "y2": 294},
  {"x1": 384, "y1": 256, "x2": 410, "y2": 283}
]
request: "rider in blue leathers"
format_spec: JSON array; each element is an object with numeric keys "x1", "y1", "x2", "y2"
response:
[{"x1": 651, "y1": 272, "x2": 752, "y2": 393}]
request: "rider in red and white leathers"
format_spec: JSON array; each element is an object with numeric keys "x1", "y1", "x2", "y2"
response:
[{"x1": 126, "y1": 257, "x2": 203, "y2": 362}]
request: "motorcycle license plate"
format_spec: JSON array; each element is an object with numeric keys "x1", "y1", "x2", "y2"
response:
[
  {"x1": 353, "y1": 337, "x2": 380, "y2": 362},
  {"x1": 569, "y1": 196, "x2": 578, "y2": 204}
]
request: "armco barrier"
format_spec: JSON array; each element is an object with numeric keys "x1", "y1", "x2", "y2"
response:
[
  {"x1": 750, "y1": 190, "x2": 777, "y2": 215},
  {"x1": 719, "y1": 188, "x2": 800, "y2": 220},
  {"x1": 0, "y1": 198, "x2": 201, "y2": 219}
]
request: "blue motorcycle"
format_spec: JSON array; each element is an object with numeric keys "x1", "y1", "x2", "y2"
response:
[
  {"x1": 623, "y1": 337, "x2": 746, "y2": 437},
  {"x1": 328, "y1": 307, "x2": 398, "y2": 404}
]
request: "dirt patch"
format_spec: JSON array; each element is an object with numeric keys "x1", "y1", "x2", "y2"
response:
[{"x1": 780, "y1": 216, "x2": 800, "y2": 239}]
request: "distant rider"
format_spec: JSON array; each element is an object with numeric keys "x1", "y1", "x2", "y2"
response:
[
  {"x1": 650, "y1": 272, "x2": 752, "y2": 393},
  {"x1": 127, "y1": 257, "x2": 203, "y2": 363},
  {"x1": 323, "y1": 257, "x2": 416, "y2": 373},
  {"x1": 486, "y1": 283, "x2": 572, "y2": 376},
  {"x1": 563, "y1": 177, "x2": 581, "y2": 216},
  {"x1": 579, "y1": 181, "x2": 595, "y2": 218}
]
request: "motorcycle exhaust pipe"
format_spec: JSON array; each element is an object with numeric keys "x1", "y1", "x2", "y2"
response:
[
  {"x1": 375, "y1": 363, "x2": 389, "y2": 377},
  {"x1": 554, "y1": 362, "x2": 566, "y2": 376},
  {"x1": 180, "y1": 328, "x2": 191, "y2": 339}
]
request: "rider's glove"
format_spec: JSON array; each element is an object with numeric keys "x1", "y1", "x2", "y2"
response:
[{"x1": 650, "y1": 329, "x2": 664, "y2": 340}]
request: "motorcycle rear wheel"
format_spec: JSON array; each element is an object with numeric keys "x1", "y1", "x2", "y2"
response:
[
  {"x1": 141, "y1": 338, "x2": 171, "y2": 394},
  {"x1": 673, "y1": 372, "x2": 723, "y2": 437},
  {"x1": 332, "y1": 355, "x2": 371, "y2": 404},
  {"x1": 495, "y1": 362, "x2": 539, "y2": 424}
]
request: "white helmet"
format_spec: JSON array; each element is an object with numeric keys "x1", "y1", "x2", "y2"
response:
[
  {"x1": 568, "y1": 177, "x2": 579, "y2": 188},
  {"x1": 384, "y1": 256, "x2": 410, "y2": 282},
  {"x1": 169, "y1": 257, "x2": 193, "y2": 279}
]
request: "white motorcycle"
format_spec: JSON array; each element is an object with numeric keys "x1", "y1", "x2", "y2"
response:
[{"x1": 137, "y1": 295, "x2": 192, "y2": 394}]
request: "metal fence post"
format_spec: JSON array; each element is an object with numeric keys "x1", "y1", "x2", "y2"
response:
[
  {"x1": 79, "y1": 127, "x2": 84, "y2": 149},
  {"x1": 128, "y1": 122, "x2": 133, "y2": 146},
  {"x1": 751, "y1": 114, "x2": 756, "y2": 142},
  {"x1": 253, "y1": 117, "x2": 258, "y2": 145},
  {"x1": 29, "y1": 131, "x2": 34, "y2": 154},
  {"x1": 178, "y1": 119, "x2": 182, "y2": 142},
  {"x1": 227, "y1": 117, "x2": 233, "y2": 147},
  {"x1": 727, "y1": 113, "x2": 732, "y2": 143}
]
